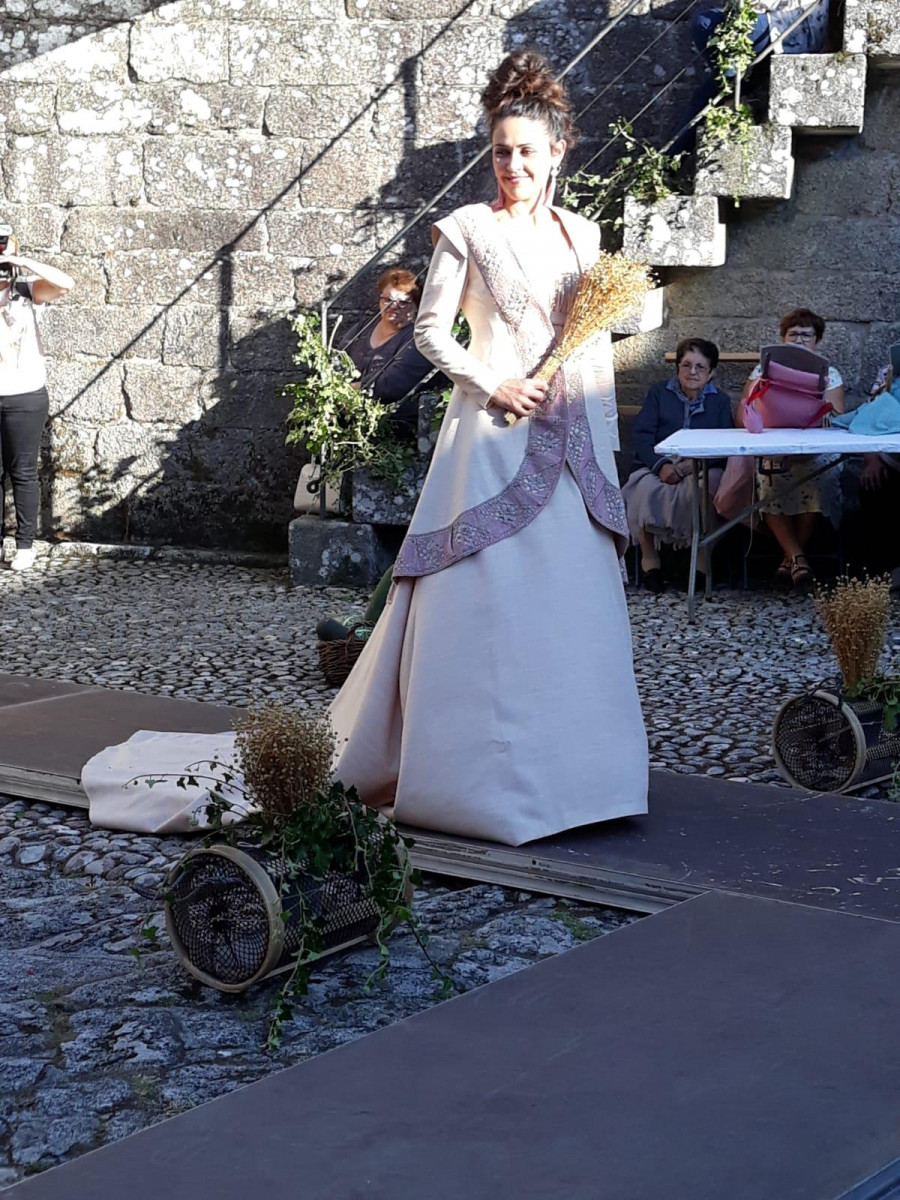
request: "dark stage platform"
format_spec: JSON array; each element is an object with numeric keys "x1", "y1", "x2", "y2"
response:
[
  {"x1": 0, "y1": 672, "x2": 240, "y2": 806},
  {"x1": 2, "y1": 673, "x2": 900, "y2": 923},
  {"x1": 10, "y1": 891, "x2": 900, "y2": 1200},
  {"x1": 406, "y1": 770, "x2": 900, "y2": 921}
]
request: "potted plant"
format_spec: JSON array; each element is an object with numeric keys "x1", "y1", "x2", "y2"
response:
[
  {"x1": 160, "y1": 703, "x2": 419, "y2": 1049},
  {"x1": 284, "y1": 310, "x2": 416, "y2": 497},
  {"x1": 772, "y1": 576, "x2": 900, "y2": 793}
]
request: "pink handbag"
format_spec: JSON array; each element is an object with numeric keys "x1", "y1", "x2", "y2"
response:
[{"x1": 741, "y1": 351, "x2": 832, "y2": 433}]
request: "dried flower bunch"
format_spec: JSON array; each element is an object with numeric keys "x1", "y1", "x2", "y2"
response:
[
  {"x1": 535, "y1": 252, "x2": 654, "y2": 382},
  {"x1": 235, "y1": 702, "x2": 336, "y2": 820},
  {"x1": 815, "y1": 575, "x2": 891, "y2": 694},
  {"x1": 505, "y1": 253, "x2": 654, "y2": 425}
]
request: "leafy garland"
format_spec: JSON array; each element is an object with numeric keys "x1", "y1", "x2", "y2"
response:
[
  {"x1": 708, "y1": 0, "x2": 758, "y2": 90},
  {"x1": 860, "y1": 676, "x2": 900, "y2": 733},
  {"x1": 195, "y1": 775, "x2": 426, "y2": 1050},
  {"x1": 562, "y1": 0, "x2": 760, "y2": 230},
  {"x1": 702, "y1": 0, "x2": 757, "y2": 198},
  {"x1": 285, "y1": 310, "x2": 415, "y2": 491}
]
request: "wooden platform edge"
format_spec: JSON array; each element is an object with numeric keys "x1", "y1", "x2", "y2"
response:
[
  {"x1": 838, "y1": 1154, "x2": 900, "y2": 1200},
  {"x1": 405, "y1": 829, "x2": 703, "y2": 913},
  {"x1": 0, "y1": 766, "x2": 86, "y2": 808}
]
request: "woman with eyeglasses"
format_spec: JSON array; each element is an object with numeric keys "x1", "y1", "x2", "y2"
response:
[
  {"x1": 623, "y1": 337, "x2": 734, "y2": 594},
  {"x1": 346, "y1": 267, "x2": 435, "y2": 431},
  {"x1": 738, "y1": 307, "x2": 845, "y2": 590}
]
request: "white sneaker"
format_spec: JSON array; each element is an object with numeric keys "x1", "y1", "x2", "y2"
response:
[{"x1": 9, "y1": 548, "x2": 36, "y2": 572}]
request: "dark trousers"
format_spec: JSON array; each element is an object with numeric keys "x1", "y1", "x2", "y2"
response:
[
  {"x1": 844, "y1": 468, "x2": 900, "y2": 578},
  {"x1": 0, "y1": 386, "x2": 49, "y2": 549}
]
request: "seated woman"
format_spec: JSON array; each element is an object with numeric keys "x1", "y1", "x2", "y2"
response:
[
  {"x1": 738, "y1": 307, "x2": 845, "y2": 590},
  {"x1": 623, "y1": 337, "x2": 733, "y2": 594},
  {"x1": 345, "y1": 267, "x2": 438, "y2": 433}
]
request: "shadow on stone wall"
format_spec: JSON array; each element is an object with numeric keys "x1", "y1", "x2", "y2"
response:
[{"x1": 5, "y1": 0, "x2": 701, "y2": 552}]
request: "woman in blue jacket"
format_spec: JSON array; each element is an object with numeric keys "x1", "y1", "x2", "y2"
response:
[{"x1": 622, "y1": 337, "x2": 734, "y2": 593}]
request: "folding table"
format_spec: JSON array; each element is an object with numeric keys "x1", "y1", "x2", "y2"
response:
[{"x1": 653, "y1": 426, "x2": 900, "y2": 620}]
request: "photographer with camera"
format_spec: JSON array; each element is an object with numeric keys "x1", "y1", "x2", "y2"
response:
[{"x1": 0, "y1": 225, "x2": 73, "y2": 571}]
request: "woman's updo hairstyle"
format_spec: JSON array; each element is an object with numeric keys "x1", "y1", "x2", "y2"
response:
[{"x1": 481, "y1": 48, "x2": 576, "y2": 148}]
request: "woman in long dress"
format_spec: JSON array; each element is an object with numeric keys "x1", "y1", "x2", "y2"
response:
[{"x1": 331, "y1": 48, "x2": 648, "y2": 846}]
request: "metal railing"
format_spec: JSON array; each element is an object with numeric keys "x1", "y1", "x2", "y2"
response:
[
  {"x1": 314, "y1": 0, "x2": 832, "y2": 509},
  {"x1": 328, "y1": 0, "x2": 826, "y2": 371}
]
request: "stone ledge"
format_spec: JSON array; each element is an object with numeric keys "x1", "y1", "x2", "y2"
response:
[
  {"x1": 843, "y1": 0, "x2": 868, "y2": 54},
  {"x1": 695, "y1": 123, "x2": 794, "y2": 200},
  {"x1": 46, "y1": 540, "x2": 286, "y2": 568},
  {"x1": 350, "y1": 463, "x2": 427, "y2": 525},
  {"x1": 622, "y1": 195, "x2": 726, "y2": 267},
  {"x1": 610, "y1": 286, "x2": 667, "y2": 336},
  {"x1": 865, "y1": 0, "x2": 900, "y2": 66},
  {"x1": 769, "y1": 53, "x2": 867, "y2": 134},
  {"x1": 288, "y1": 515, "x2": 393, "y2": 587}
]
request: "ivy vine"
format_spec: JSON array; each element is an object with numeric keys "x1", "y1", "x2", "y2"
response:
[
  {"x1": 561, "y1": 119, "x2": 683, "y2": 245},
  {"x1": 708, "y1": 0, "x2": 758, "y2": 90},
  {"x1": 137, "y1": 704, "x2": 460, "y2": 1052}
]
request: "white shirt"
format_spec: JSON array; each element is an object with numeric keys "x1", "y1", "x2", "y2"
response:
[{"x1": 0, "y1": 279, "x2": 46, "y2": 395}]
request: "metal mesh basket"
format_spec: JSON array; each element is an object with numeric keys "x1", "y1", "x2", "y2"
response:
[
  {"x1": 772, "y1": 689, "x2": 900, "y2": 793},
  {"x1": 164, "y1": 835, "x2": 408, "y2": 993}
]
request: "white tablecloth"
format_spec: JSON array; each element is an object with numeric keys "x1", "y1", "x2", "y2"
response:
[{"x1": 654, "y1": 428, "x2": 900, "y2": 459}]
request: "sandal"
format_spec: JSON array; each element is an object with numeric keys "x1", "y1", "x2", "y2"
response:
[
  {"x1": 774, "y1": 556, "x2": 792, "y2": 585},
  {"x1": 642, "y1": 567, "x2": 666, "y2": 595},
  {"x1": 789, "y1": 554, "x2": 814, "y2": 591}
]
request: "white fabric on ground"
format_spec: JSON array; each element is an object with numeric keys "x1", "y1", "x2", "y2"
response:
[{"x1": 84, "y1": 729, "x2": 244, "y2": 834}]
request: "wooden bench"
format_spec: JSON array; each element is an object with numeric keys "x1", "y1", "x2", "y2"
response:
[{"x1": 663, "y1": 351, "x2": 759, "y2": 363}]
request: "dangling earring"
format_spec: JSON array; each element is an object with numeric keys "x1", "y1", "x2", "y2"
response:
[{"x1": 544, "y1": 163, "x2": 560, "y2": 207}]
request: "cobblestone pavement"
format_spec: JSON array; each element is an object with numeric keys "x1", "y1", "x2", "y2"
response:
[{"x1": 1, "y1": 554, "x2": 898, "y2": 1184}]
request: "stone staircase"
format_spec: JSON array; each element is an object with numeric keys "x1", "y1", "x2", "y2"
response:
[{"x1": 621, "y1": 0, "x2": 898, "y2": 267}]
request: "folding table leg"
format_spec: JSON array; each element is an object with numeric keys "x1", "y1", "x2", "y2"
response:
[
  {"x1": 701, "y1": 461, "x2": 713, "y2": 599},
  {"x1": 688, "y1": 459, "x2": 701, "y2": 623}
]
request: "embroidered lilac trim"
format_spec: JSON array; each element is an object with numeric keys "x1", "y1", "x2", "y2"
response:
[
  {"x1": 394, "y1": 204, "x2": 626, "y2": 578},
  {"x1": 394, "y1": 389, "x2": 568, "y2": 577},
  {"x1": 566, "y1": 380, "x2": 629, "y2": 558}
]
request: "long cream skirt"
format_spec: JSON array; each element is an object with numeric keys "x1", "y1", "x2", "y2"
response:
[{"x1": 330, "y1": 468, "x2": 649, "y2": 846}]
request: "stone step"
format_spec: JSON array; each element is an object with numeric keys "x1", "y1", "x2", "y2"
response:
[
  {"x1": 622, "y1": 195, "x2": 726, "y2": 268},
  {"x1": 864, "y1": 0, "x2": 900, "y2": 67},
  {"x1": 695, "y1": 123, "x2": 794, "y2": 201},
  {"x1": 350, "y1": 463, "x2": 427, "y2": 526},
  {"x1": 288, "y1": 515, "x2": 393, "y2": 588},
  {"x1": 768, "y1": 52, "x2": 867, "y2": 134}
]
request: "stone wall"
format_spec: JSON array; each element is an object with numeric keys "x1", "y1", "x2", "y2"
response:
[
  {"x1": 0, "y1": 0, "x2": 696, "y2": 550},
  {"x1": 0, "y1": 0, "x2": 894, "y2": 550}
]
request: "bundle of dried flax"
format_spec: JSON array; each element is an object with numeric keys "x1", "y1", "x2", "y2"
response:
[
  {"x1": 506, "y1": 252, "x2": 653, "y2": 425},
  {"x1": 815, "y1": 575, "x2": 891, "y2": 694}
]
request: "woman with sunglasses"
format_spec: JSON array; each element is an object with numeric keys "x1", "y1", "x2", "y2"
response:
[
  {"x1": 346, "y1": 268, "x2": 435, "y2": 432},
  {"x1": 738, "y1": 307, "x2": 845, "y2": 590}
]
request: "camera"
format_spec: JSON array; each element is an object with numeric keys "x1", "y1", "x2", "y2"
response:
[{"x1": 0, "y1": 225, "x2": 17, "y2": 282}]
